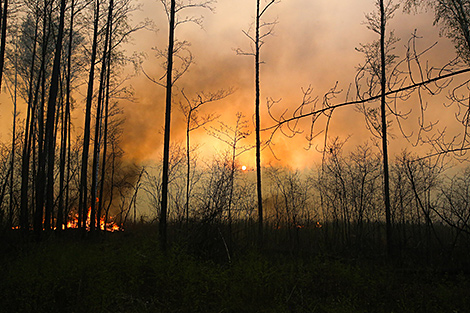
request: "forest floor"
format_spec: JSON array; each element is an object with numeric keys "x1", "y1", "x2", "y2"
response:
[{"x1": 1, "y1": 226, "x2": 469, "y2": 313}]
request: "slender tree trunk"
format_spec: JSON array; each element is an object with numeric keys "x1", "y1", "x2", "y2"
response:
[
  {"x1": 90, "y1": 0, "x2": 113, "y2": 232},
  {"x1": 0, "y1": 0, "x2": 8, "y2": 91},
  {"x1": 9, "y1": 37, "x2": 17, "y2": 228},
  {"x1": 185, "y1": 115, "x2": 190, "y2": 226},
  {"x1": 79, "y1": 0, "x2": 100, "y2": 230},
  {"x1": 34, "y1": 1, "x2": 51, "y2": 237},
  {"x1": 255, "y1": 0, "x2": 263, "y2": 246},
  {"x1": 20, "y1": 15, "x2": 39, "y2": 232},
  {"x1": 98, "y1": 17, "x2": 113, "y2": 231},
  {"x1": 98, "y1": 25, "x2": 112, "y2": 228},
  {"x1": 57, "y1": 0, "x2": 75, "y2": 232},
  {"x1": 227, "y1": 145, "x2": 236, "y2": 240},
  {"x1": 104, "y1": 141, "x2": 116, "y2": 228},
  {"x1": 160, "y1": 0, "x2": 176, "y2": 250},
  {"x1": 44, "y1": 0, "x2": 67, "y2": 231},
  {"x1": 57, "y1": 94, "x2": 66, "y2": 231},
  {"x1": 65, "y1": 92, "x2": 71, "y2": 226},
  {"x1": 380, "y1": 0, "x2": 392, "y2": 257},
  {"x1": 0, "y1": 165, "x2": 12, "y2": 217}
]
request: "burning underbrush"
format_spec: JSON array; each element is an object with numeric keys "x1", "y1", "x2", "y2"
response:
[
  {"x1": 65, "y1": 207, "x2": 121, "y2": 232},
  {"x1": 10, "y1": 207, "x2": 122, "y2": 232}
]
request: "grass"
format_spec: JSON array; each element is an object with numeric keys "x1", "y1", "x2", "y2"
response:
[{"x1": 0, "y1": 227, "x2": 469, "y2": 313}]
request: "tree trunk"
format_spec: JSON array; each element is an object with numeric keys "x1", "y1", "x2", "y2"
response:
[
  {"x1": 44, "y1": 0, "x2": 67, "y2": 231},
  {"x1": 9, "y1": 37, "x2": 17, "y2": 228},
  {"x1": 98, "y1": 7, "x2": 113, "y2": 231},
  {"x1": 34, "y1": 1, "x2": 51, "y2": 237},
  {"x1": 379, "y1": 0, "x2": 392, "y2": 257},
  {"x1": 255, "y1": 0, "x2": 263, "y2": 246},
  {"x1": 0, "y1": 0, "x2": 8, "y2": 91},
  {"x1": 160, "y1": 0, "x2": 176, "y2": 251},
  {"x1": 56, "y1": 0, "x2": 75, "y2": 232},
  {"x1": 90, "y1": 0, "x2": 113, "y2": 232},
  {"x1": 79, "y1": 0, "x2": 100, "y2": 230},
  {"x1": 19, "y1": 14, "x2": 39, "y2": 232},
  {"x1": 185, "y1": 114, "x2": 190, "y2": 226}
]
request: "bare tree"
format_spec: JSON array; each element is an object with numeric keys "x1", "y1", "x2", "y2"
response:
[
  {"x1": 179, "y1": 89, "x2": 229, "y2": 226},
  {"x1": 208, "y1": 112, "x2": 252, "y2": 231},
  {"x1": 265, "y1": 165, "x2": 311, "y2": 249},
  {"x1": 90, "y1": 0, "x2": 114, "y2": 232},
  {"x1": 435, "y1": 167, "x2": 470, "y2": 239},
  {"x1": 0, "y1": 0, "x2": 9, "y2": 90},
  {"x1": 78, "y1": 0, "x2": 101, "y2": 230},
  {"x1": 43, "y1": 0, "x2": 67, "y2": 232},
  {"x1": 145, "y1": 0, "x2": 215, "y2": 249},
  {"x1": 236, "y1": 0, "x2": 278, "y2": 245},
  {"x1": 355, "y1": 0, "x2": 400, "y2": 256}
]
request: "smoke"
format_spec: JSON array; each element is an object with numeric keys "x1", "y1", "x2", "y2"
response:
[{"x1": 117, "y1": 0, "x2": 458, "y2": 168}]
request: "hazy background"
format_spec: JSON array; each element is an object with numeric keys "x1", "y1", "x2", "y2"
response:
[{"x1": 0, "y1": 0, "x2": 459, "y2": 169}]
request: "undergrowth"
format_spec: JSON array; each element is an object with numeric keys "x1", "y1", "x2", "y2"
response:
[{"x1": 0, "y1": 229, "x2": 469, "y2": 313}]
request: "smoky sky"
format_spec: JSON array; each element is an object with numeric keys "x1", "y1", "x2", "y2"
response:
[
  {"x1": 0, "y1": 0, "x2": 456, "y2": 169},
  {"x1": 118, "y1": 0, "x2": 459, "y2": 168}
]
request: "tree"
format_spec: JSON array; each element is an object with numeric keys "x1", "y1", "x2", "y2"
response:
[
  {"x1": 265, "y1": 165, "x2": 311, "y2": 249},
  {"x1": 0, "y1": 0, "x2": 9, "y2": 90},
  {"x1": 146, "y1": 0, "x2": 215, "y2": 249},
  {"x1": 379, "y1": 0, "x2": 395, "y2": 256},
  {"x1": 179, "y1": 89, "x2": 228, "y2": 226},
  {"x1": 43, "y1": 0, "x2": 67, "y2": 232},
  {"x1": 404, "y1": 0, "x2": 470, "y2": 63},
  {"x1": 208, "y1": 112, "x2": 252, "y2": 233},
  {"x1": 8, "y1": 30, "x2": 18, "y2": 229},
  {"x1": 354, "y1": 0, "x2": 400, "y2": 256},
  {"x1": 34, "y1": 0, "x2": 57, "y2": 236},
  {"x1": 78, "y1": 0, "x2": 100, "y2": 230},
  {"x1": 56, "y1": 0, "x2": 77, "y2": 232},
  {"x1": 90, "y1": 0, "x2": 114, "y2": 232},
  {"x1": 236, "y1": 0, "x2": 277, "y2": 246},
  {"x1": 159, "y1": 0, "x2": 175, "y2": 250}
]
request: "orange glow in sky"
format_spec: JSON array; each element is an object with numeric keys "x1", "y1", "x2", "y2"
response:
[
  {"x1": 0, "y1": 0, "x2": 458, "y2": 171},
  {"x1": 115, "y1": 0, "x2": 455, "y2": 169}
]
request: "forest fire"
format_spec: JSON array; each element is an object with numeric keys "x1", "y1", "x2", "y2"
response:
[
  {"x1": 66, "y1": 208, "x2": 121, "y2": 232},
  {"x1": 11, "y1": 208, "x2": 121, "y2": 232}
]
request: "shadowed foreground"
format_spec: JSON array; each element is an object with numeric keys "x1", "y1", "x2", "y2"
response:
[{"x1": 1, "y1": 226, "x2": 469, "y2": 313}]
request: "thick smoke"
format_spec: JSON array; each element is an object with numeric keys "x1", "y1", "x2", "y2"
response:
[{"x1": 117, "y1": 0, "x2": 456, "y2": 168}]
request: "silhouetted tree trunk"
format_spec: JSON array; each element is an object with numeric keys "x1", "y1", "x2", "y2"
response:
[
  {"x1": 235, "y1": 0, "x2": 276, "y2": 246},
  {"x1": 160, "y1": 0, "x2": 176, "y2": 250},
  {"x1": 379, "y1": 0, "x2": 393, "y2": 257},
  {"x1": 98, "y1": 2, "x2": 113, "y2": 231},
  {"x1": 9, "y1": 37, "x2": 17, "y2": 228},
  {"x1": 90, "y1": 0, "x2": 113, "y2": 232},
  {"x1": 355, "y1": 0, "x2": 397, "y2": 256},
  {"x1": 179, "y1": 90, "x2": 224, "y2": 226},
  {"x1": 255, "y1": 0, "x2": 275, "y2": 246},
  {"x1": 19, "y1": 12, "x2": 39, "y2": 232},
  {"x1": 255, "y1": 0, "x2": 263, "y2": 245},
  {"x1": 0, "y1": 0, "x2": 8, "y2": 91},
  {"x1": 56, "y1": 0, "x2": 75, "y2": 232},
  {"x1": 43, "y1": 0, "x2": 67, "y2": 231},
  {"x1": 34, "y1": 0, "x2": 52, "y2": 237},
  {"x1": 79, "y1": 0, "x2": 100, "y2": 230},
  {"x1": 57, "y1": 95, "x2": 66, "y2": 231}
]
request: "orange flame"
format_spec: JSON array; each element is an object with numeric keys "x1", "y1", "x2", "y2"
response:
[{"x1": 11, "y1": 208, "x2": 122, "y2": 232}]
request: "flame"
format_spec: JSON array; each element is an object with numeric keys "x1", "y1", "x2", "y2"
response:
[
  {"x1": 11, "y1": 207, "x2": 122, "y2": 232},
  {"x1": 75, "y1": 207, "x2": 122, "y2": 232}
]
